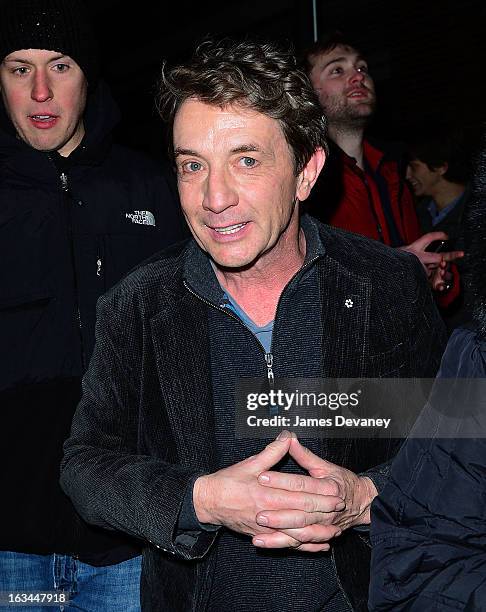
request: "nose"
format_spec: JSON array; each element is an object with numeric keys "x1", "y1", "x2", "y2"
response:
[
  {"x1": 31, "y1": 69, "x2": 53, "y2": 103},
  {"x1": 406, "y1": 165, "x2": 413, "y2": 180},
  {"x1": 202, "y1": 167, "x2": 238, "y2": 213},
  {"x1": 349, "y1": 68, "x2": 365, "y2": 85}
]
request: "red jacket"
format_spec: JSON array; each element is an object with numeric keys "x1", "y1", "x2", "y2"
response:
[
  {"x1": 304, "y1": 140, "x2": 460, "y2": 314},
  {"x1": 322, "y1": 141, "x2": 420, "y2": 246}
]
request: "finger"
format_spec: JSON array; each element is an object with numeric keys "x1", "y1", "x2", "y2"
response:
[
  {"x1": 417, "y1": 252, "x2": 444, "y2": 266},
  {"x1": 263, "y1": 489, "x2": 345, "y2": 514},
  {"x1": 412, "y1": 231, "x2": 448, "y2": 250},
  {"x1": 294, "y1": 542, "x2": 331, "y2": 552},
  {"x1": 431, "y1": 265, "x2": 449, "y2": 291},
  {"x1": 256, "y1": 509, "x2": 341, "y2": 529},
  {"x1": 245, "y1": 431, "x2": 292, "y2": 472},
  {"x1": 258, "y1": 471, "x2": 342, "y2": 499},
  {"x1": 279, "y1": 524, "x2": 342, "y2": 542},
  {"x1": 253, "y1": 524, "x2": 340, "y2": 548},
  {"x1": 441, "y1": 250, "x2": 464, "y2": 263},
  {"x1": 253, "y1": 531, "x2": 301, "y2": 548},
  {"x1": 287, "y1": 437, "x2": 332, "y2": 473}
]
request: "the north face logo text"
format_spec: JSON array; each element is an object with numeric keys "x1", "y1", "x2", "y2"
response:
[{"x1": 126, "y1": 210, "x2": 156, "y2": 226}]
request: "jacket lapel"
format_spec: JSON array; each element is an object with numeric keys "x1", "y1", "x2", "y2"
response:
[{"x1": 150, "y1": 293, "x2": 217, "y2": 471}]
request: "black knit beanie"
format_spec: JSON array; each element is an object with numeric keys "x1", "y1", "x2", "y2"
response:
[{"x1": 0, "y1": 0, "x2": 99, "y2": 86}]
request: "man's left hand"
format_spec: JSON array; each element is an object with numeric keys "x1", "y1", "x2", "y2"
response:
[{"x1": 252, "y1": 436, "x2": 377, "y2": 551}]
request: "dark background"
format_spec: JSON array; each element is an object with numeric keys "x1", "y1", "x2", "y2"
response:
[{"x1": 84, "y1": 0, "x2": 485, "y2": 159}]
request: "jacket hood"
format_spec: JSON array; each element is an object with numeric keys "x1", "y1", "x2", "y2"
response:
[
  {"x1": 0, "y1": 79, "x2": 121, "y2": 173},
  {"x1": 464, "y1": 128, "x2": 486, "y2": 337}
]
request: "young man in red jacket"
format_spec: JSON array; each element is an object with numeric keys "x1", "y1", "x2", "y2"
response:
[{"x1": 303, "y1": 32, "x2": 462, "y2": 290}]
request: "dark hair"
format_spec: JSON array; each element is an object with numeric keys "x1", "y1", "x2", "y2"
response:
[
  {"x1": 157, "y1": 38, "x2": 328, "y2": 174},
  {"x1": 408, "y1": 127, "x2": 471, "y2": 184},
  {"x1": 302, "y1": 30, "x2": 365, "y2": 76}
]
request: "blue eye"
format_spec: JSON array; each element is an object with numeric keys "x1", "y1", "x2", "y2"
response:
[
  {"x1": 241, "y1": 157, "x2": 256, "y2": 167},
  {"x1": 183, "y1": 161, "x2": 202, "y2": 172}
]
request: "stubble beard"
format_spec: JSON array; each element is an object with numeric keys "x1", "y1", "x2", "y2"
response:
[{"x1": 324, "y1": 94, "x2": 376, "y2": 134}]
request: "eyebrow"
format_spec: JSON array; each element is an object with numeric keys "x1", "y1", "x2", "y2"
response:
[
  {"x1": 174, "y1": 148, "x2": 199, "y2": 158},
  {"x1": 174, "y1": 144, "x2": 264, "y2": 158},
  {"x1": 322, "y1": 55, "x2": 366, "y2": 70},
  {"x1": 4, "y1": 53, "x2": 68, "y2": 65}
]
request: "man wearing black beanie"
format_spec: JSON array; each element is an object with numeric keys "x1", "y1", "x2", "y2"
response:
[{"x1": 0, "y1": 1, "x2": 187, "y2": 609}]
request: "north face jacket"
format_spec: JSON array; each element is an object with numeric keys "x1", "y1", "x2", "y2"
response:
[{"x1": 0, "y1": 79, "x2": 187, "y2": 561}]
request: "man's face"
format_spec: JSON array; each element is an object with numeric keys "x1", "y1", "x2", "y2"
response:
[
  {"x1": 308, "y1": 44, "x2": 376, "y2": 127},
  {"x1": 173, "y1": 99, "x2": 313, "y2": 270},
  {"x1": 0, "y1": 49, "x2": 87, "y2": 157},
  {"x1": 406, "y1": 159, "x2": 443, "y2": 197}
]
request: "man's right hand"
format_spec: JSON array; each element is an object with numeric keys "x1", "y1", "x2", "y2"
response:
[{"x1": 193, "y1": 432, "x2": 344, "y2": 537}]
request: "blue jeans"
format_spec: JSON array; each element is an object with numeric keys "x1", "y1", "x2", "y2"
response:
[{"x1": 0, "y1": 552, "x2": 141, "y2": 611}]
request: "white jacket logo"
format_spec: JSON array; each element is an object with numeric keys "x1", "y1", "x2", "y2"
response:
[{"x1": 126, "y1": 210, "x2": 156, "y2": 226}]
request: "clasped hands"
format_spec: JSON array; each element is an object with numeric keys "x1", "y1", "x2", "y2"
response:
[{"x1": 193, "y1": 431, "x2": 377, "y2": 553}]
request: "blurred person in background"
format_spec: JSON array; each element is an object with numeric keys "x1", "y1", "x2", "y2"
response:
[
  {"x1": 406, "y1": 126, "x2": 473, "y2": 330},
  {"x1": 303, "y1": 31, "x2": 463, "y2": 292}
]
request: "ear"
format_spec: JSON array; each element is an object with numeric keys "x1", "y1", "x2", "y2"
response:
[
  {"x1": 295, "y1": 147, "x2": 326, "y2": 202},
  {"x1": 437, "y1": 161, "x2": 448, "y2": 176}
]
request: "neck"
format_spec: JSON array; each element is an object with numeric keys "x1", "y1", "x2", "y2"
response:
[
  {"x1": 432, "y1": 181, "x2": 465, "y2": 211},
  {"x1": 58, "y1": 120, "x2": 85, "y2": 158},
  {"x1": 329, "y1": 123, "x2": 365, "y2": 169},
  {"x1": 213, "y1": 214, "x2": 306, "y2": 326}
]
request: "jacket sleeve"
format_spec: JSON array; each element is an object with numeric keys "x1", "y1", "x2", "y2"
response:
[
  {"x1": 60, "y1": 291, "x2": 218, "y2": 561},
  {"x1": 369, "y1": 330, "x2": 486, "y2": 610}
]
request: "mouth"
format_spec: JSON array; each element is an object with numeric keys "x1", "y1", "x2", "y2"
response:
[
  {"x1": 209, "y1": 222, "x2": 248, "y2": 235},
  {"x1": 347, "y1": 89, "x2": 369, "y2": 99},
  {"x1": 28, "y1": 114, "x2": 59, "y2": 128},
  {"x1": 30, "y1": 114, "x2": 56, "y2": 120}
]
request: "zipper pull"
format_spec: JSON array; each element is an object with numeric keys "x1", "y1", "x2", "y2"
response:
[
  {"x1": 96, "y1": 258, "x2": 102, "y2": 277},
  {"x1": 265, "y1": 352, "x2": 274, "y2": 386},
  {"x1": 265, "y1": 353, "x2": 279, "y2": 416},
  {"x1": 60, "y1": 172, "x2": 69, "y2": 192}
]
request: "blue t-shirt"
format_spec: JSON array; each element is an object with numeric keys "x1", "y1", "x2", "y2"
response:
[{"x1": 220, "y1": 291, "x2": 274, "y2": 353}]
